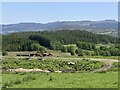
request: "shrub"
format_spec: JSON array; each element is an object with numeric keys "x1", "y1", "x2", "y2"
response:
[
  {"x1": 76, "y1": 49, "x2": 84, "y2": 56},
  {"x1": 67, "y1": 46, "x2": 76, "y2": 55},
  {"x1": 30, "y1": 43, "x2": 40, "y2": 51},
  {"x1": 50, "y1": 41, "x2": 62, "y2": 50},
  {"x1": 38, "y1": 46, "x2": 46, "y2": 53},
  {"x1": 61, "y1": 46, "x2": 67, "y2": 52},
  {"x1": 2, "y1": 51, "x2": 8, "y2": 56}
]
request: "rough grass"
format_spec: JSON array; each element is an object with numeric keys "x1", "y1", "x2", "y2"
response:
[
  {"x1": 2, "y1": 58, "x2": 105, "y2": 72},
  {"x1": 2, "y1": 72, "x2": 118, "y2": 88},
  {"x1": 2, "y1": 74, "x2": 36, "y2": 88}
]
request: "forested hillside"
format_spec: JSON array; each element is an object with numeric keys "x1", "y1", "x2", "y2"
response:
[{"x1": 3, "y1": 30, "x2": 118, "y2": 52}]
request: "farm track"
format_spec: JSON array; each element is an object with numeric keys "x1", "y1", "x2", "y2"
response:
[
  {"x1": 92, "y1": 62, "x2": 113, "y2": 73},
  {"x1": 55, "y1": 57, "x2": 118, "y2": 72},
  {"x1": 7, "y1": 68, "x2": 63, "y2": 73},
  {"x1": 50, "y1": 57, "x2": 118, "y2": 72},
  {"x1": 8, "y1": 68, "x2": 51, "y2": 73}
]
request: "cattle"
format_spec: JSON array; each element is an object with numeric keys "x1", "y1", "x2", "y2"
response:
[
  {"x1": 16, "y1": 52, "x2": 53, "y2": 57},
  {"x1": 16, "y1": 54, "x2": 30, "y2": 57}
]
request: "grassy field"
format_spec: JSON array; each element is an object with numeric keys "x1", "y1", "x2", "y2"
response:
[
  {"x1": 2, "y1": 51, "x2": 119, "y2": 88},
  {"x1": 2, "y1": 72, "x2": 118, "y2": 88}
]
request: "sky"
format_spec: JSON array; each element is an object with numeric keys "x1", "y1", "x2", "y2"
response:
[
  {"x1": 1, "y1": 0, "x2": 120, "y2": 2},
  {"x1": 1, "y1": 2, "x2": 118, "y2": 24}
]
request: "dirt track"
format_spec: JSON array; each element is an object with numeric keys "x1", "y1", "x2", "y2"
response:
[
  {"x1": 8, "y1": 68, "x2": 51, "y2": 73},
  {"x1": 46, "y1": 57, "x2": 119, "y2": 63}
]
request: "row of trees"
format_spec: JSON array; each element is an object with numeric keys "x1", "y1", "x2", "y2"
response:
[
  {"x1": 49, "y1": 40, "x2": 120, "y2": 56},
  {"x1": 21, "y1": 42, "x2": 46, "y2": 53},
  {"x1": 49, "y1": 41, "x2": 120, "y2": 56},
  {"x1": 65, "y1": 46, "x2": 120, "y2": 56}
]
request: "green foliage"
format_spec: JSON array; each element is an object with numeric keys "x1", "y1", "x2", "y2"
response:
[
  {"x1": 29, "y1": 43, "x2": 46, "y2": 52},
  {"x1": 2, "y1": 30, "x2": 118, "y2": 51},
  {"x1": 39, "y1": 46, "x2": 46, "y2": 53},
  {"x1": 66, "y1": 46, "x2": 76, "y2": 55},
  {"x1": 76, "y1": 41, "x2": 96, "y2": 50},
  {"x1": 61, "y1": 46, "x2": 67, "y2": 52},
  {"x1": 76, "y1": 48, "x2": 84, "y2": 56},
  {"x1": 2, "y1": 30, "x2": 120, "y2": 56},
  {"x1": 50, "y1": 41, "x2": 62, "y2": 50},
  {"x1": 2, "y1": 58, "x2": 105, "y2": 73},
  {"x1": 30, "y1": 43, "x2": 40, "y2": 51},
  {"x1": 99, "y1": 46, "x2": 108, "y2": 51},
  {"x1": 2, "y1": 51, "x2": 8, "y2": 56},
  {"x1": 94, "y1": 49, "x2": 100, "y2": 56},
  {"x1": 29, "y1": 35, "x2": 51, "y2": 47}
]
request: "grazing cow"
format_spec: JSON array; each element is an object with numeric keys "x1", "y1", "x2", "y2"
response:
[
  {"x1": 48, "y1": 53, "x2": 53, "y2": 56},
  {"x1": 16, "y1": 54, "x2": 30, "y2": 57},
  {"x1": 30, "y1": 54, "x2": 35, "y2": 57}
]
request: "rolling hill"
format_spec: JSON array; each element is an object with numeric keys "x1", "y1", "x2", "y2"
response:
[{"x1": 2, "y1": 20, "x2": 118, "y2": 36}]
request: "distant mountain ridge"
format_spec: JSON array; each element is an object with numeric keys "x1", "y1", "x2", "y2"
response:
[{"x1": 1, "y1": 20, "x2": 118, "y2": 36}]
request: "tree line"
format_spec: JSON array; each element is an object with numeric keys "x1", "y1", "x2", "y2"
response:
[{"x1": 2, "y1": 30, "x2": 119, "y2": 56}]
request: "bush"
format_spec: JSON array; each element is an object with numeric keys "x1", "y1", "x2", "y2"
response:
[
  {"x1": 70, "y1": 51, "x2": 75, "y2": 55},
  {"x1": 30, "y1": 43, "x2": 40, "y2": 51},
  {"x1": 2, "y1": 51, "x2": 8, "y2": 56},
  {"x1": 50, "y1": 41, "x2": 62, "y2": 50},
  {"x1": 67, "y1": 46, "x2": 76, "y2": 55},
  {"x1": 61, "y1": 46, "x2": 67, "y2": 52},
  {"x1": 39, "y1": 46, "x2": 46, "y2": 53},
  {"x1": 76, "y1": 49, "x2": 85, "y2": 56}
]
